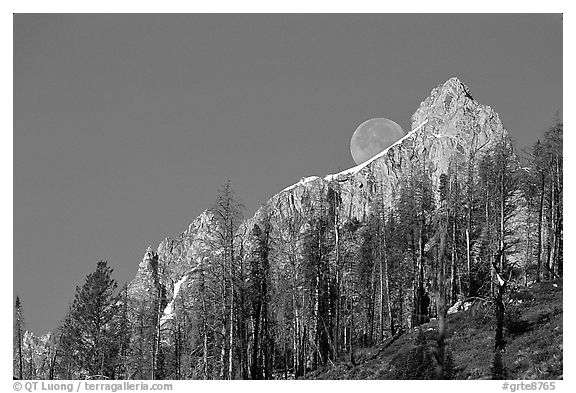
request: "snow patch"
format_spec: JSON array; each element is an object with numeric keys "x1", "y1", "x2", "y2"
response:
[
  {"x1": 160, "y1": 275, "x2": 188, "y2": 325},
  {"x1": 281, "y1": 176, "x2": 320, "y2": 193}
]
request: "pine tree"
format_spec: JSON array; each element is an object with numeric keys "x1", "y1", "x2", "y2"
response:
[
  {"x1": 248, "y1": 222, "x2": 269, "y2": 379},
  {"x1": 527, "y1": 120, "x2": 563, "y2": 281},
  {"x1": 357, "y1": 218, "x2": 377, "y2": 348},
  {"x1": 68, "y1": 261, "x2": 121, "y2": 378},
  {"x1": 302, "y1": 214, "x2": 333, "y2": 368},
  {"x1": 14, "y1": 297, "x2": 24, "y2": 379},
  {"x1": 114, "y1": 284, "x2": 131, "y2": 379},
  {"x1": 55, "y1": 304, "x2": 79, "y2": 379},
  {"x1": 434, "y1": 171, "x2": 450, "y2": 380},
  {"x1": 396, "y1": 166, "x2": 435, "y2": 329},
  {"x1": 211, "y1": 179, "x2": 244, "y2": 379},
  {"x1": 477, "y1": 139, "x2": 521, "y2": 354}
]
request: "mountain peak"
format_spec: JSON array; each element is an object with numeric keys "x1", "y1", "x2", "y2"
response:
[
  {"x1": 411, "y1": 77, "x2": 474, "y2": 129},
  {"x1": 442, "y1": 76, "x2": 472, "y2": 96}
]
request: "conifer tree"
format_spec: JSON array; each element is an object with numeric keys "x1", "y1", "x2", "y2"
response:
[
  {"x1": 248, "y1": 221, "x2": 270, "y2": 379},
  {"x1": 114, "y1": 284, "x2": 131, "y2": 379},
  {"x1": 302, "y1": 214, "x2": 333, "y2": 368},
  {"x1": 526, "y1": 120, "x2": 563, "y2": 281},
  {"x1": 54, "y1": 304, "x2": 79, "y2": 379},
  {"x1": 68, "y1": 261, "x2": 120, "y2": 378},
  {"x1": 477, "y1": 139, "x2": 521, "y2": 366},
  {"x1": 14, "y1": 296, "x2": 24, "y2": 379},
  {"x1": 211, "y1": 179, "x2": 244, "y2": 379}
]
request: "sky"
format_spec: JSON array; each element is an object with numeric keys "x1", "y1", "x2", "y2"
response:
[{"x1": 13, "y1": 14, "x2": 562, "y2": 335}]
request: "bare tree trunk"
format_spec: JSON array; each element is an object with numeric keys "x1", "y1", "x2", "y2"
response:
[
  {"x1": 379, "y1": 263, "x2": 385, "y2": 340},
  {"x1": 379, "y1": 233, "x2": 384, "y2": 342},
  {"x1": 314, "y1": 268, "x2": 320, "y2": 368},
  {"x1": 17, "y1": 322, "x2": 23, "y2": 379},
  {"x1": 555, "y1": 212, "x2": 563, "y2": 277},
  {"x1": 436, "y1": 213, "x2": 448, "y2": 379},
  {"x1": 450, "y1": 216, "x2": 457, "y2": 304},
  {"x1": 494, "y1": 281, "x2": 506, "y2": 351},
  {"x1": 200, "y1": 271, "x2": 209, "y2": 379},
  {"x1": 262, "y1": 302, "x2": 271, "y2": 379},
  {"x1": 284, "y1": 342, "x2": 288, "y2": 379},
  {"x1": 368, "y1": 264, "x2": 376, "y2": 346},
  {"x1": 334, "y1": 205, "x2": 341, "y2": 356},
  {"x1": 554, "y1": 156, "x2": 563, "y2": 276},
  {"x1": 536, "y1": 177, "x2": 545, "y2": 282},
  {"x1": 398, "y1": 274, "x2": 404, "y2": 331},
  {"x1": 494, "y1": 167, "x2": 508, "y2": 353},
  {"x1": 349, "y1": 300, "x2": 355, "y2": 366},
  {"x1": 302, "y1": 325, "x2": 308, "y2": 378},
  {"x1": 228, "y1": 280, "x2": 234, "y2": 379},
  {"x1": 28, "y1": 345, "x2": 35, "y2": 379},
  {"x1": 415, "y1": 226, "x2": 424, "y2": 326},
  {"x1": 152, "y1": 287, "x2": 162, "y2": 380},
  {"x1": 202, "y1": 326, "x2": 209, "y2": 379},
  {"x1": 219, "y1": 279, "x2": 227, "y2": 379},
  {"x1": 465, "y1": 157, "x2": 474, "y2": 297},
  {"x1": 546, "y1": 182, "x2": 555, "y2": 279},
  {"x1": 551, "y1": 184, "x2": 556, "y2": 277},
  {"x1": 293, "y1": 305, "x2": 301, "y2": 378},
  {"x1": 251, "y1": 297, "x2": 261, "y2": 379},
  {"x1": 334, "y1": 270, "x2": 341, "y2": 358},
  {"x1": 382, "y1": 222, "x2": 395, "y2": 336},
  {"x1": 228, "y1": 228, "x2": 235, "y2": 380},
  {"x1": 236, "y1": 239, "x2": 248, "y2": 380},
  {"x1": 175, "y1": 323, "x2": 181, "y2": 379},
  {"x1": 49, "y1": 333, "x2": 62, "y2": 380}
]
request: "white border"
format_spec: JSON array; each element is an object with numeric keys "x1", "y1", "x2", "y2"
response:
[{"x1": 4, "y1": 4, "x2": 571, "y2": 391}]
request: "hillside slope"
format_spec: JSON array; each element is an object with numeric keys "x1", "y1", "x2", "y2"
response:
[{"x1": 304, "y1": 280, "x2": 563, "y2": 380}]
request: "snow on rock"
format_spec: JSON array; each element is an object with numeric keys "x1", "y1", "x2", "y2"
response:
[
  {"x1": 281, "y1": 176, "x2": 320, "y2": 193},
  {"x1": 160, "y1": 274, "x2": 188, "y2": 325},
  {"x1": 447, "y1": 299, "x2": 474, "y2": 315},
  {"x1": 324, "y1": 119, "x2": 429, "y2": 181},
  {"x1": 447, "y1": 300, "x2": 464, "y2": 315}
]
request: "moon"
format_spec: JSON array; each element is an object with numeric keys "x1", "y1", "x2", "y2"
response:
[{"x1": 350, "y1": 118, "x2": 404, "y2": 165}]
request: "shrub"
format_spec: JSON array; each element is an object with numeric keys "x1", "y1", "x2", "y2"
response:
[
  {"x1": 393, "y1": 329, "x2": 435, "y2": 379},
  {"x1": 505, "y1": 308, "x2": 532, "y2": 335}
]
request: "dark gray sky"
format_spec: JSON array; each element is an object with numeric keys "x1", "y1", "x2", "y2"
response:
[{"x1": 14, "y1": 14, "x2": 562, "y2": 334}]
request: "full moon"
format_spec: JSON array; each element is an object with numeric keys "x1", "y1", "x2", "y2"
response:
[{"x1": 350, "y1": 118, "x2": 404, "y2": 165}]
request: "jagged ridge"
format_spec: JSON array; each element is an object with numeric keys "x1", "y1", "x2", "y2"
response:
[{"x1": 129, "y1": 76, "x2": 512, "y2": 332}]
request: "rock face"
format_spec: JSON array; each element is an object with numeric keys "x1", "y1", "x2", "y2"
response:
[
  {"x1": 128, "y1": 246, "x2": 161, "y2": 302},
  {"x1": 128, "y1": 76, "x2": 513, "y2": 329},
  {"x1": 128, "y1": 210, "x2": 221, "y2": 314}
]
